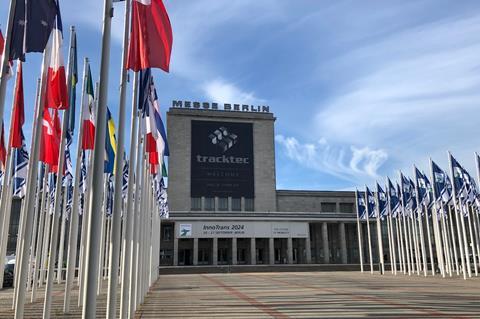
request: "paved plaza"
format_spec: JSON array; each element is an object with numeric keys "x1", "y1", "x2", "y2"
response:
[{"x1": 0, "y1": 271, "x2": 479, "y2": 318}]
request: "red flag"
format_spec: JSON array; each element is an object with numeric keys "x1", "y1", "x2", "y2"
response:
[
  {"x1": 0, "y1": 123, "x2": 6, "y2": 170},
  {"x1": 40, "y1": 109, "x2": 61, "y2": 168},
  {"x1": 127, "y1": 0, "x2": 173, "y2": 72},
  {"x1": 81, "y1": 66, "x2": 95, "y2": 150},
  {"x1": 10, "y1": 62, "x2": 25, "y2": 148},
  {"x1": 0, "y1": 29, "x2": 13, "y2": 78},
  {"x1": 44, "y1": 25, "x2": 68, "y2": 109}
]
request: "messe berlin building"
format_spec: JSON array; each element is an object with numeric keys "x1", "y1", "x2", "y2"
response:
[{"x1": 160, "y1": 102, "x2": 367, "y2": 267}]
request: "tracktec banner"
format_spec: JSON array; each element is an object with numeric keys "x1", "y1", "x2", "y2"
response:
[{"x1": 191, "y1": 120, "x2": 254, "y2": 198}]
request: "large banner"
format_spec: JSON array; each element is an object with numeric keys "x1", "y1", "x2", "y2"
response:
[{"x1": 191, "y1": 120, "x2": 254, "y2": 198}]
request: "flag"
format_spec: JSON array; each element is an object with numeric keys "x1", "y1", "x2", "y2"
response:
[
  {"x1": 79, "y1": 150, "x2": 87, "y2": 215},
  {"x1": 67, "y1": 30, "x2": 78, "y2": 131},
  {"x1": 65, "y1": 183, "x2": 73, "y2": 218},
  {"x1": 377, "y1": 183, "x2": 387, "y2": 218},
  {"x1": 0, "y1": 28, "x2": 13, "y2": 77},
  {"x1": 432, "y1": 161, "x2": 452, "y2": 204},
  {"x1": 105, "y1": 173, "x2": 114, "y2": 216},
  {"x1": 127, "y1": 0, "x2": 173, "y2": 72},
  {"x1": 387, "y1": 178, "x2": 400, "y2": 217},
  {"x1": 356, "y1": 190, "x2": 366, "y2": 220},
  {"x1": 62, "y1": 131, "x2": 73, "y2": 186},
  {"x1": 44, "y1": 13, "x2": 68, "y2": 110},
  {"x1": 415, "y1": 167, "x2": 433, "y2": 207},
  {"x1": 10, "y1": 62, "x2": 25, "y2": 148},
  {"x1": 104, "y1": 108, "x2": 117, "y2": 174},
  {"x1": 122, "y1": 156, "x2": 128, "y2": 199},
  {"x1": 139, "y1": 68, "x2": 169, "y2": 170},
  {"x1": 158, "y1": 176, "x2": 169, "y2": 218},
  {"x1": 82, "y1": 64, "x2": 95, "y2": 150},
  {"x1": 10, "y1": 0, "x2": 60, "y2": 61},
  {"x1": 400, "y1": 173, "x2": 412, "y2": 212},
  {"x1": 13, "y1": 139, "x2": 29, "y2": 198},
  {"x1": 49, "y1": 173, "x2": 56, "y2": 213},
  {"x1": 366, "y1": 187, "x2": 376, "y2": 218},
  {"x1": 40, "y1": 108, "x2": 61, "y2": 168}
]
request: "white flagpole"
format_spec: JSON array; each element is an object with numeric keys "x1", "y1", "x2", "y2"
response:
[
  {"x1": 31, "y1": 165, "x2": 49, "y2": 301},
  {"x1": 448, "y1": 152, "x2": 471, "y2": 278},
  {"x1": 364, "y1": 188, "x2": 373, "y2": 274},
  {"x1": 64, "y1": 57, "x2": 89, "y2": 313},
  {"x1": 387, "y1": 214, "x2": 396, "y2": 274},
  {"x1": 444, "y1": 211, "x2": 456, "y2": 276},
  {"x1": 423, "y1": 203, "x2": 435, "y2": 276},
  {"x1": 106, "y1": 0, "x2": 131, "y2": 316},
  {"x1": 375, "y1": 184, "x2": 384, "y2": 274},
  {"x1": 395, "y1": 214, "x2": 405, "y2": 274},
  {"x1": 14, "y1": 47, "x2": 49, "y2": 318},
  {"x1": 401, "y1": 205, "x2": 411, "y2": 275},
  {"x1": 464, "y1": 205, "x2": 477, "y2": 276},
  {"x1": 471, "y1": 206, "x2": 480, "y2": 272},
  {"x1": 446, "y1": 205, "x2": 459, "y2": 275},
  {"x1": 57, "y1": 187, "x2": 69, "y2": 284},
  {"x1": 27, "y1": 172, "x2": 43, "y2": 292},
  {"x1": 439, "y1": 210, "x2": 452, "y2": 276},
  {"x1": 82, "y1": 0, "x2": 115, "y2": 314},
  {"x1": 120, "y1": 73, "x2": 140, "y2": 319},
  {"x1": 43, "y1": 24, "x2": 77, "y2": 318},
  {"x1": 40, "y1": 196, "x2": 53, "y2": 287},
  {"x1": 97, "y1": 177, "x2": 108, "y2": 295},
  {"x1": 355, "y1": 191, "x2": 364, "y2": 273}
]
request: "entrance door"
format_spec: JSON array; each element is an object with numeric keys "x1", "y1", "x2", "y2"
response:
[{"x1": 179, "y1": 249, "x2": 193, "y2": 266}]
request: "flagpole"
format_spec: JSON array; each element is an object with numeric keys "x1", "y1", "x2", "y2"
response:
[
  {"x1": 423, "y1": 202, "x2": 435, "y2": 276},
  {"x1": 448, "y1": 152, "x2": 471, "y2": 279},
  {"x1": 464, "y1": 204, "x2": 478, "y2": 276},
  {"x1": 31, "y1": 165, "x2": 49, "y2": 301},
  {"x1": 375, "y1": 184, "x2": 385, "y2": 274},
  {"x1": 57, "y1": 187, "x2": 69, "y2": 284},
  {"x1": 28, "y1": 168, "x2": 44, "y2": 291},
  {"x1": 0, "y1": 0, "x2": 17, "y2": 132},
  {"x1": 120, "y1": 72, "x2": 140, "y2": 319},
  {"x1": 355, "y1": 191, "x2": 364, "y2": 273},
  {"x1": 106, "y1": 0, "x2": 131, "y2": 316},
  {"x1": 384, "y1": 180, "x2": 395, "y2": 274},
  {"x1": 97, "y1": 176, "x2": 108, "y2": 295},
  {"x1": 364, "y1": 187, "x2": 373, "y2": 274},
  {"x1": 64, "y1": 58, "x2": 89, "y2": 313},
  {"x1": 413, "y1": 167, "x2": 427, "y2": 276},
  {"x1": 446, "y1": 205, "x2": 459, "y2": 275}
]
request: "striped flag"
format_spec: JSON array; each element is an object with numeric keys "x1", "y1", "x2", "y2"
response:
[
  {"x1": 81, "y1": 64, "x2": 95, "y2": 150},
  {"x1": 122, "y1": 156, "x2": 128, "y2": 199},
  {"x1": 104, "y1": 108, "x2": 117, "y2": 174},
  {"x1": 13, "y1": 139, "x2": 29, "y2": 199},
  {"x1": 10, "y1": 62, "x2": 25, "y2": 148}
]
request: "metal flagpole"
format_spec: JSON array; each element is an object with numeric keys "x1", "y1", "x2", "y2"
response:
[
  {"x1": 40, "y1": 194, "x2": 53, "y2": 287},
  {"x1": 413, "y1": 176, "x2": 428, "y2": 277},
  {"x1": 64, "y1": 58, "x2": 89, "y2": 313},
  {"x1": 471, "y1": 206, "x2": 480, "y2": 272},
  {"x1": 97, "y1": 177, "x2": 108, "y2": 295},
  {"x1": 43, "y1": 23, "x2": 76, "y2": 318},
  {"x1": 106, "y1": 0, "x2": 131, "y2": 316},
  {"x1": 375, "y1": 184, "x2": 384, "y2": 274},
  {"x1": 355, "y1": 191, "x2": 364, "y2": 273},
  {"x1": 82, "y1": 0, "x2": 114, "y2": 315},
  {"x1": 31, "y1": 165, "x2": 49, "y2": 301},
  {"x1": 443, "y1": 210, "x2": 455, "y2": 276},
  {"x1": 465, "y1": 205, "x2": 477, "y2": 276},
  {"x1": 440, "y1": 210, "x2": 452, "y2": 276},
  {"x1": 43, "y1": 107, "x2": 72, "y2": 319},
  {"x1": 14, "y1": 47, "x2": 49, "y2": 319},
  {"x1": 120, "y1": 73, "x2": 139, "y2": 319},
  {"x1": 388, "y1": 214, "x2": 397, "y2": 274},
  {"x1": 423, "y1": 202, "x2": 435, "y2": 276},
  {"x1": 57, "y1": 187, "x2": 69, "y2": 284},
  {"x1": 446, "y1": 205, "x2": 459, "y2": 275},
  {"x1": 394, "y1": 213, "x2": 404, "y2": 274},
  {"x1": 0, "y1": 0, "x2": 17, "y2": 131},
  {"x1": 448, "y1": 152, "x2": 471, "y2": 278},
  {"x1": 364, "y1": 188, "x2": 373, "y2": 274}
]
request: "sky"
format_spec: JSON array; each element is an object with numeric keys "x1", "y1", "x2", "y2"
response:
[{"x1": 1, "y1": 0, "x2": 480, "y2": 191}]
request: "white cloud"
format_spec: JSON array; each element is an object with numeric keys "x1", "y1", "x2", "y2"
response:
[
  {"x1": 275, "y1": 135, "x2": 388, "y2": 185},
  {"x1": 312, "y1": 13, "x2": 480, "y2": 176},
  {"x1": 203, "y1": 79, "x2": 265, "y2": 105}
]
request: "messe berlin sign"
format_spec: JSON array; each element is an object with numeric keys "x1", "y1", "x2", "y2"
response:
[
  {"x1": 176, "y1": 221, "x2": 309, "y2": 239},
  {"x1": 172, "y1": 100, "x2": 270, "y2": 113}
]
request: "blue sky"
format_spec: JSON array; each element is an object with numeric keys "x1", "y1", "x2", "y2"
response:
[{"x1": 1, "y1": 0, "x2": 480, "y2": 191}]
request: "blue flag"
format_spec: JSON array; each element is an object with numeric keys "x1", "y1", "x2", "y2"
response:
[
  {"x1": 356, "y1": 190, "x2": 366, "y2": 220},
  {"x1": 432, "y1": 161, "x2": 452, "y2": 204},
  {"x1": 387, "y1": 178, "x2": 400, "y2": 217},
  {"x1": 10, "y1": 0, "x2": 60, "y2": 61},
  {"x1": 13, "y1": 139, "x2": 29, "y2": 198},
  {"x1": 366, "y1": 187, "x2": 376, "y2": 218},
  {"x1": 377, "y1": 183, "x2": 388, "y2": 218}
]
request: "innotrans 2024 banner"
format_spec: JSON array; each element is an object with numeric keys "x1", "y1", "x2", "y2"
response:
[{"x1": 191, "y1": 120, "x2": 254, "y2": 198}]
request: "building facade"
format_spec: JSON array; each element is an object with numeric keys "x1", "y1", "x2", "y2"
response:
[{"x1": 161, "y1": 105, "x2": 373, "y2": 267}]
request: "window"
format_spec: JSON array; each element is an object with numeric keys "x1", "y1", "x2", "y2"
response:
[
  {"x1": 162, "y1": 225, "x2": 173, "y2": 241},
  {"x1": 339, "y1": 203, "x2": 354, "y2": 214},
  {"x1": 218, "y1": 197, "x2": 228, "y2": 211},
  {"x1": 232, "y1": 198, "x2": 241, "y2": 211},
  {"x1": 244, "y1": 198, "x2": 254, "y2": 211},
  {"x1": 204, "y1": 197, "x2": 215, "y2": 211},
  {"x1": 191, "y1": 197, "x2": 201, "y2": 211},
  {"x1": 321, "y1": 202, "x2": 336, "y2": 213}
]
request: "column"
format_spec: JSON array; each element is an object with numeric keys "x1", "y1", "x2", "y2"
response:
[
  {"x1": 250, "y1": 238, "x2": 256, "y2": 265},
  {"x1": 315, "y1": 224, "x2": 321, "y2": 263},
  {"x1": 173, "y1": 238, "x2": 179, "y2": 266},
  {"x1": 322, "y1": 222, "x2": 330, "y2": 264},
  {"x1": 287, "y1": 237, "x2": 293, "y2": 264},
  {"x1": 269, "y1": 238, "x2": 275, "y2": 265},
  {"x1": 212, "y1": 238, "x2": 218, "y2": 266},
  {"x1": 193, "y1": 238, "x2": 199, "y2": 266},
  {"x1": 305, "y1": 235, "x2": 312, "y2": 264},
  {"x1": 232, "y1": 238, "x2": 237, "y2": 265},
  {"x1": 339, "y1": 222, "x2": 348, "y2": 264}
]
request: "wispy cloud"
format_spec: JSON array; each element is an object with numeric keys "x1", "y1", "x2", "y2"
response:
[
  {"x1": 275, "y1": 135, "x2": 388, "y2": 185},
  {"x1": 202, "y1": 78, "x2": 265, "y2": 105}
]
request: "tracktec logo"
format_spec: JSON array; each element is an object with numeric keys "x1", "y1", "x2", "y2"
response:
[{"x1": 208, "y1": 127, "x2": 238, "y2": 152}]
